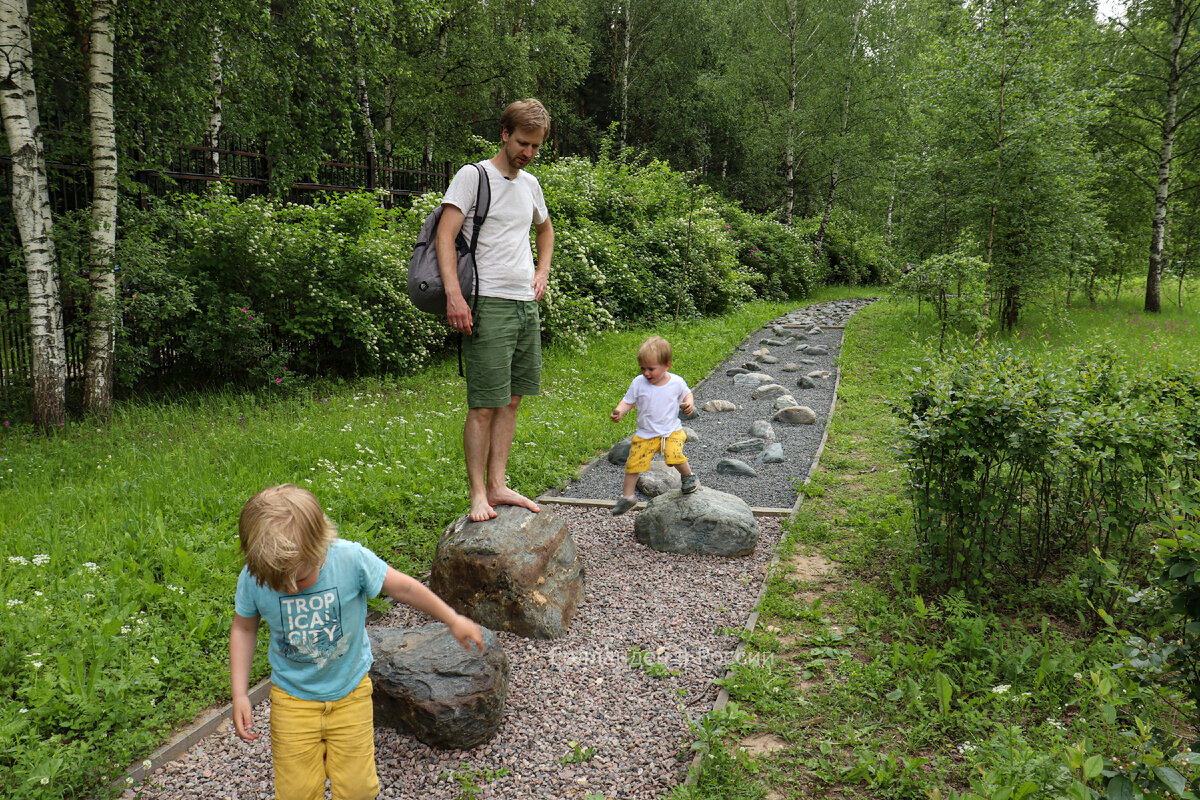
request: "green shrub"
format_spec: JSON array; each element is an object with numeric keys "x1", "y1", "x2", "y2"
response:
[{"x1": 898, "y1": 344, "x2": 1200, "y2": 600}]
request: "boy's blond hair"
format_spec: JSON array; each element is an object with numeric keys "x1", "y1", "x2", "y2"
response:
[
  {"x1": 637, "y1": 336, "x2": 672, "y2": 367},
  {"x1": 239, "y1": 484, "x2": 337, "y2": 594},
  {"x1": 500, "y1": 98, "x2": 550, "y2": 136}
]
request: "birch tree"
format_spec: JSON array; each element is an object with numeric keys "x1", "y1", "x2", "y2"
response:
[
  {"x1": 84, "y1": 0, "x2": 118, "y2": 416},
  {"x1": 0, "y1": 0, "x2": 66, "y2": 428}
]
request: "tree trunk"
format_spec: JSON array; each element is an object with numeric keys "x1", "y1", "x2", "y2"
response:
[
  {"x1": 984, "y1": 0, "x2": 1009, "y2": 331},
  {"x1": 1146, "y1": 0, "x2": 1186, "y2": 314},
  {"x1": 84, "y1": 0, "x2": 118, "y2": 416},
  {"x1": 0, "y1": 0, "x2": 67, "y2": 428},
  {"x1": 783, "y1": 0, "x2": 797, "y2": 225},
  {"x1": 205, "y1": 26, "x2": 222, "y2": 177},
  {"x1": 619, "y1": 2, "x2": 632, "y2": 149},
  {"x1": 813, "y1": 9, "x2": 861, "y2": 262}
]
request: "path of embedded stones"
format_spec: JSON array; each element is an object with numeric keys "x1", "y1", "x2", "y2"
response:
[{"x1": 125, "y1": 299, "x2": 874, "y2": 800}]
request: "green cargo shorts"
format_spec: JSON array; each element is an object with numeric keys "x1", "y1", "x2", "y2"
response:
[{"x1": 463, "y1": 296, "x2": 542, "y2": 408}]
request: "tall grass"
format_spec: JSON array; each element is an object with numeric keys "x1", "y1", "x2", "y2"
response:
[{"x1": 0, "y1": 300, "x2": 794, "y2": 799}]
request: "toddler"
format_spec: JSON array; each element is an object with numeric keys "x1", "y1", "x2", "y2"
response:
[
  {"x1": 609, "y1": 335, "x2": 698, "y2": 515},
  {"x1": 229, "y1": 484, "x2": 483, "y2": 800}
]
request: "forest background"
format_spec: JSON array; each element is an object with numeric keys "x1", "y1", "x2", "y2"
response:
[{"x1": 3, "y1": 0, "x2": 1199, "y2": 428}]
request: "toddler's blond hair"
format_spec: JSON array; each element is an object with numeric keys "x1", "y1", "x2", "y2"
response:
[
  {"x1": 239, "y1": 484, "x2": 337, "y2": 594},
  {"x1": 637, "y1": 336, "x2": 672, "y2": 367}
]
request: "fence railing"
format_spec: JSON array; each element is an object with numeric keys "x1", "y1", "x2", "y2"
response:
[{"x1": 0, "y1": 140, "x2": 453, "y2": 417}]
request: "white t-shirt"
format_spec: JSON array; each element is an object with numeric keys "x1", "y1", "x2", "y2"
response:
[
  {"x1": 622, "y1": 373, "x2": 690, "y2": 440},
  {"x1": 442, "y1": 160, "x2": 549, "y2": 301}
]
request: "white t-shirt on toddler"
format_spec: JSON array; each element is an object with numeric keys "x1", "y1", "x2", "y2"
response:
[{"x1": 622, "y1": 373, "x2": 690, "y2": 440}]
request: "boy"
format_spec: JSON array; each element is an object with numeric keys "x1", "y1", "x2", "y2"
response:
[
  {"x1": 609, "y1": 336, "x2": 699, "y2": 516},
  {"x1": 229, "y1": 484, "x2": 483, "y2": 800}
]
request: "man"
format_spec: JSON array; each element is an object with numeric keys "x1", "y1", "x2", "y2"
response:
[{"x1": 436, "y1": 98, "x2": 554, "y2": 522}]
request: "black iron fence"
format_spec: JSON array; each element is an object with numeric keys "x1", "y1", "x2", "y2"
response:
[{"x1": 0, "y1": 140, "x2": 453, "y2": 417}]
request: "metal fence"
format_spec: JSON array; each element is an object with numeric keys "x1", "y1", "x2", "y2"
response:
[{"x1": 0, "y1": 141, "x2": 453, "y2": 417}]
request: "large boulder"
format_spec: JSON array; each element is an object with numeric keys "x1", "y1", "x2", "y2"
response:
[
  {"x1": 608, "y1": 439, "x2": 631, "y2": 465},
  {"x1": 633, "y1": 488, "x2": 760, "y2": 557},
  {"x1": 369, "y1": 623, "x2": 509, "y2": 749},
  {"x1": 430, "y1": 506, "x2": 584, "y2": 639}
]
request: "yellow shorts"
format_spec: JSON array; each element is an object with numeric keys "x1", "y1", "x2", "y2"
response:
[
  {"x1": 625, "y1": 429, "x2": 688, "y2": 474},
  {"x1": 269, "y1": 675, "x2": 379, "y2": 800}
]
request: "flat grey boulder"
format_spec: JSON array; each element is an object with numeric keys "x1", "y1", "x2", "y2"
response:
[
  {"x1": 716, "y1": 458, "x2": 758, "y2": 476},
  {"x1": 638, "y1": 461, "x2": 682, "y2": 496},
  {"x1": 806, "y1": 344, "x2": 830, "y2": 356},
  {"x1": 758, "y1": 354, "x2": 780, "y2": 364},
  {"x1": 633, "y1": 488, "x2": 760, "y2": 557},
  {"x1": 761, "y1": 338, "x2": 788, "y2": 347},
  {"x1": 748, "y1": 420, "x2": 775, "y2": 439},
  {"x1": 773, "y1": 406, "x2": 817, "y2": 425},
  {"x1": 726, "y1": 367, "x2": 748, "y2": 377},
  {"x1": 681, "y1": 425, "x2": 700, "y2": 443},
  {"x1": 679, "y1": 407, "x2": 699, "y2": 421},
  {"x1": 742, "y1": 361, "x2": 761, "y2": 372},
  {"x1": 773, "y1": 394, "x2": 799, "y2": 410},
  {"x1": 780, "y1": 363, "x2": 801, "y2": 372},
  {"x1": 752, "y1": 383, "x2": 789, "y2": 401},
  {"x1": 727, "y1": 438, "x2": 765, "y2": 454},
  {"x1": 608, "y1": 439, "x2": 631, "y2": 465},
  {"x1": 430, "y1": 506, "x2": 584, "y2": 639},
  {"x1": 808, "y1": 370, "x2": 832, "y2": 379},
  {"x1": 369, "y1": 623, "x2": 509, "y2": 749},
  {"x1": 703, "y1": 399, "x2": 738, "y2": 412},
  {"x1": 755, "y1": 442, "x2": 786, "y2": 464},
  {"x1": 733, "y1": 372, "x2": 776, "y2": 387}
]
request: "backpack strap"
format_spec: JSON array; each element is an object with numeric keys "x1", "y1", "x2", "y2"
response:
[{"x1": 459, "y1": 162, "x2": 491, "y2": 378}]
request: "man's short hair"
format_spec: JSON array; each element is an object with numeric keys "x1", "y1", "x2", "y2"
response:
[
  {"x1": 637, "y1": 336, "x2": 673, "y2": 366},
  {"x1": 239, "y1": 484, "x2": 337, "y2": 594},
  {"x1": 501, "y1": 98, "x2": 550, "y2": 136}
]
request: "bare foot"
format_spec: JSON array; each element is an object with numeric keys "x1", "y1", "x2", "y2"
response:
[
  {"x1": 488, "y1": 486, "x2": 540, "y2": 513},
  {"x1": 468, "y1": 495, "x2": 498, "y2": 522}
]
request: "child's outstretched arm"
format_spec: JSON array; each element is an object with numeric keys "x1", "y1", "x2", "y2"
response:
[
  {"x1": 229, "y1": 613, "x2": 262, "y2": 741},
  {"x1": 382, "y1": 567, "x2": 484, "y2": 651},
  {"x1": 680, "y1": 391, "x2": 694, "y2": 415},
  {"x1": 611, "y1": 400, "x2": 634, "y2": 422}
]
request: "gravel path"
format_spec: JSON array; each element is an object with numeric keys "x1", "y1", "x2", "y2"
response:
[{"x1": 124, "y1": 300, "x2": 873, "y2": 800}]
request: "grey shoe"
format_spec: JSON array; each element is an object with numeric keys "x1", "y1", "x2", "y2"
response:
[
  {"x1": 681, "y1": 474, "x2": 699, "y2": 494},
  {"x1": 612, "y1": 496, "x2": 637, "y2": 516}
]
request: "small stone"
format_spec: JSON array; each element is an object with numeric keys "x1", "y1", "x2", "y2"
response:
[
  {"x1": 761, "y1": 338, "x2": 788, "y2": 347},
  {"x1": 773, "y1": 394, "x2": 799, "y2": 409},
  {"x1": 608, "y1": 440, "x2": 631, "y2": 465},
  {"x1": 780, "y1": 363, "x2": 801, "y2": 372},
  {"x1": 742, "y1": 361, "x2": 761, "y2": 372},
  {"x1": 679, "y1": 407, "x2": 699, "y2": 420},
  {"x1": 733, "y1": 372, "x2": 776, "y2": 387},
  {"x1": 703, "y1": 399, "x2": 738, "y2": 412},
  {"x1": 638, "y1": 461, "x2": 681, "y2": 496},
  {"x1": 795, "y1": 343, "x2": 809, "y2": 352},
  {"x1": 808, "y1": 370, "x2": 831, "y2": 379},
  {"x1": 773, "y1": 406, "x2": 817, "y2": 425},
  {"x1": 758, "y1": 354, "x2": 780, "y2": 364},
  {"x1": 752, "y1": 348, "x2": 770, "y2": 357},
  {"x1": 716, "y1": 458, "x2": 759, "y2": 476},
  {"x1": 755, "y1": 442, "x2": 786, "y2": 464},
  {"x1": 726, "y1": 367, "x2": 748, "y2": 377},
  {"x1": 752, "y1": 383, "x2": 789, "y2": 401},
  {"x1": 806, "y1": 344, "x2": 830, "y2": 356},
  {"x1": 681, "y1": 425, "x2": 700, "y2": 443},
  {"x1": 809, "y1": 326, "x2": 822, "y2": 334},
  {"x1": 727, "y1": 438, "x2": 766, "y2": 454},
  {"x1": 748, "y1": 420, "x2": 775, "y2": 439}
]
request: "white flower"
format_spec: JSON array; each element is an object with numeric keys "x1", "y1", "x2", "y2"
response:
[
  {"x1": 31, "y1": 661, "x2": 42, "y2": 669},
  {"x1": 151, "y1": 655, "x2": 160, "y2": 665},
  {"x1": 39, "y1": 778, "x2": 48, "y2": 785},
  {"x1": 143, "y1": 760, "x2": 152, "y2": 770},
  {"x1": 8, "y1": 555, "x2": 28, "y2": 565},
  {"x1": 1046, "y1": 718, "x2": 1066, "y2": 730},
  {"x1": 83, "y1": 593, "x2": 95, "y2": 599},
  {"x1": 6, "y1": 599, "x2": 22, "y2": 608},
  {"x1": 32, "y1": 554, "x2": 49, "y2": 565},
  {"x1": 991, "y1": 684, "x2": 1011, "y2": 694},
  {"x1": 83, "y1": 562, "x2": 99, "y2": 571}
]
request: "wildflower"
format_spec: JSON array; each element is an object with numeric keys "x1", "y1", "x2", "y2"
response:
[
  {"x1": 275, "y1": 378, "x2": 283, "y2": 384},
  {"x1": 31, "y1": 661, "x2": 42, "y2": 668},
  {"x1": 32, "y1": 554, "x2": 49, "y2": 565},
  {"x1": 151, "y1": 655, "x2": 160, "y2": 665},
  {"x1": 7, "y1": 599, "x2": 22, "y2": 608},
  {"x1": 8, "y1": 556, "x2": 29, "y2": 565},
  {"x1": 40, "y1": 778, "x2": 48, "y2": 785},
  {"x1": 992, "y1": 684, "x2": 1011, "y2": 694}
]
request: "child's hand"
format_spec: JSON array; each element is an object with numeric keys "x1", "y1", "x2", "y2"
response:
[
  {"x1": 450, "y1": 613, "x2": 485, "y2": 651},
  {"x1": 610, "y1": 407, "x2": 623, "y2": 422},
  {"x1": 232, "y1": 696, "x2": 260, "y2": 741},
  {"x1": 680, "y1": 397, "x2": 694, "y2": 415}
]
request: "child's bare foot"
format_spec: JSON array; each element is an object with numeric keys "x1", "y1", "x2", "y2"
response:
[
  {"x1": 488, "y1": 486, "x2": 541, "y2": 513},
  {"x1": 468, "y1": 495, "x2": 498, "y2": 522}
]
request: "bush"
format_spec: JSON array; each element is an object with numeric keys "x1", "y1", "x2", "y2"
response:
[{"x1": 898, "y1": 344, "x2": 1200, "y2": 601}]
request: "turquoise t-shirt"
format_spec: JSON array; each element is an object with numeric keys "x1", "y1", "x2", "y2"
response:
[{"x1": 234, "y1": 538, "x2": 388, "y2": 702}]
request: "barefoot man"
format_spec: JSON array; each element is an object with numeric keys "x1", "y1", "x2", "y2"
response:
[{"x1": 436, "y1": 98, "x2": 554, "y2": 522}]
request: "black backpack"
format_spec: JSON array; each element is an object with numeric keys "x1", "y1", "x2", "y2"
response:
[{"x1": 408, "y1": 162, "x2": 491, "y2": 315}]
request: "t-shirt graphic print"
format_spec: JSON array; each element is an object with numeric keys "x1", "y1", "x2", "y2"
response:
[{"x1": 276, "y1": 586, "x2": 347, "y2": 667}]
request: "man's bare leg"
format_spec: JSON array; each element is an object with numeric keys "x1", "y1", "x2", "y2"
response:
[
  {"x1": 485, "y1": 395, "x2": 540, "y2": 513},
  {"x1": 464, "y1": 406, "x2": 498, "y2": 522}
]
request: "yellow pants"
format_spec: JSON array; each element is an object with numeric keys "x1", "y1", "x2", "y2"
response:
[
  {"x1": 269, "y1": 675, "x2": 379, "y2": 800},
  {"x1": 625, "y1": 429, "x2": 688, "y2": 473}
]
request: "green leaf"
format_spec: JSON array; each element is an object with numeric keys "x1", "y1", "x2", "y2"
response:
[
  {"x1": 1154, "y1": 766, "x2": 1187, "y2": 796},
  {"x1": 886, "y1": 688, "x2": 904, "y2": 701},
  {"x1": 1106, "y1": 775, "x2": 1134, "y2": 800},
  {"x1": 1084, "y1": 755, "x2": 1104, "y2": 779}
]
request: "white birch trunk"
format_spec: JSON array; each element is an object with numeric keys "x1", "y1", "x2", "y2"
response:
[
  {"x1": 206, "y1": 26, "x2": 222, "y2": 177},
  {"x1": 0, "y1": 0, "x2": 66, "y2": 428},
  {"x1": 620, "y1": 2, "x2": 632, "y2": 150},
  {"x1": 783, "y1": 0, "x2": 796, "y2": 225},
  {"x1": 814, "y1": 9, "x2": 861, "y2": 261},
  {"x1": 84, "y1": 0, "x2": 118, "y2": 416},
  {"x1": 1147, "y1": 0, "x2": 1186, "y2": 314}
]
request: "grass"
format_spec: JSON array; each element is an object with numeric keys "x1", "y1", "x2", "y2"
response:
[
  {"x1": 676, "y1": 282, "x2": 1200, "y2": 800},
  {"x1": 0, "y1": 299, "x2": 799, "y2": 800}
]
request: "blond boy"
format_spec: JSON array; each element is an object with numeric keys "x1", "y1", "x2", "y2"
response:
[
  {"x1": 229, "y1": 484, "x2": 482, "y2": 800},
  {"x1": 609, "y1": 336, "x2": 698, "y2": 515}
]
